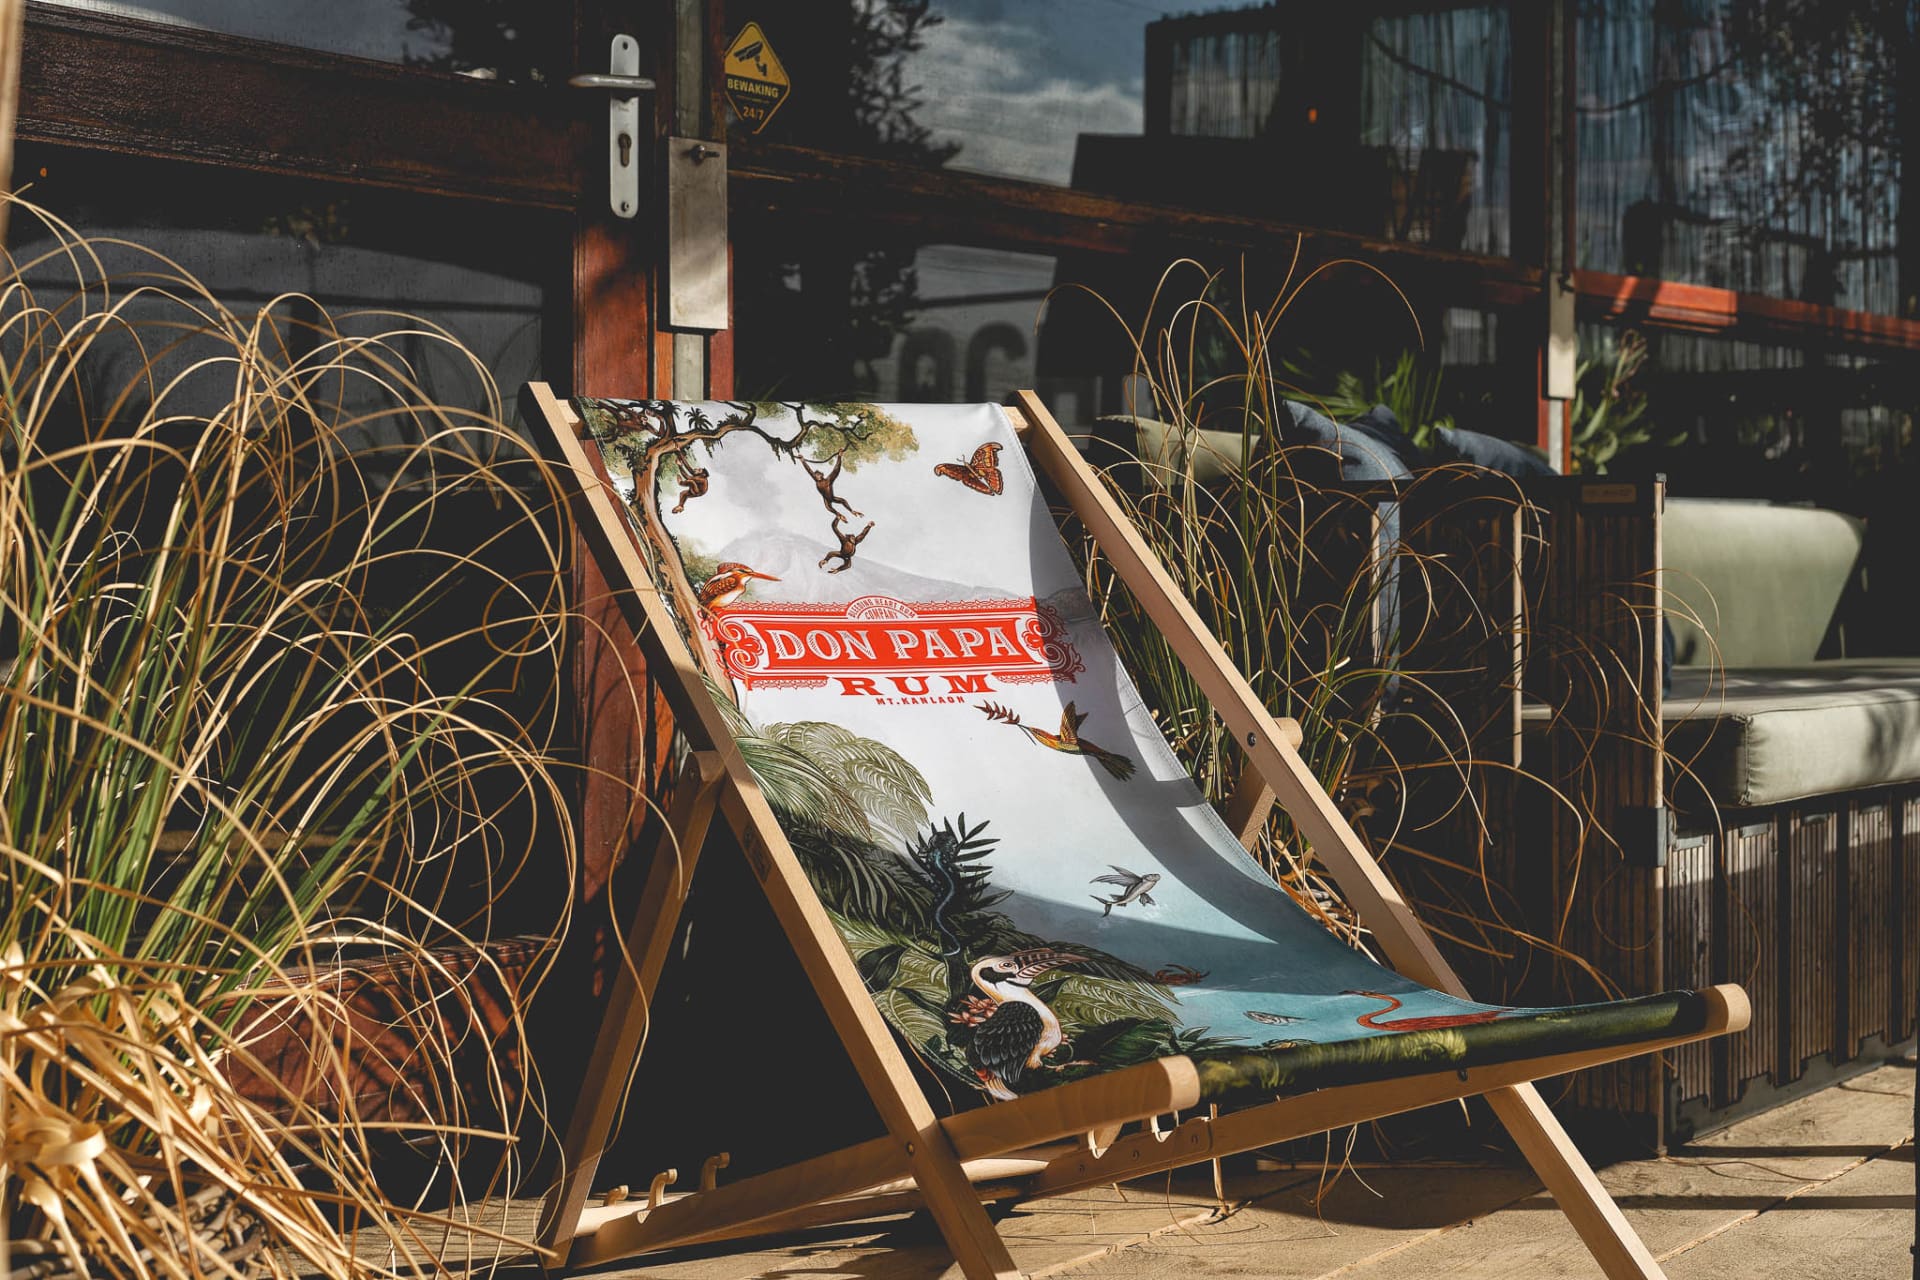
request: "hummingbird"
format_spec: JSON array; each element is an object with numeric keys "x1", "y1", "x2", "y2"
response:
[
  {"x1": 697, "y1": 562, "x2": 780, "y2": 611},
  {"x1": 976, "y1": 701, "x2": 1136, "y2": 780},
  {"x1": 1089, "y1": 866, "x2": 1160, "y2": 916}
]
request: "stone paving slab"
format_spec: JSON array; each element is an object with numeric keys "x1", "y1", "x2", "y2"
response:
[
  {"x1": 1664, "y1": 1144, "x2": 1913, "y2": 1280},
  {"x1": 1282, "y1": 1067, "x2": 1914, "y2": 1279},
  {"x1": 443, "y1": 1063, "x2": 1915, "y2": 1279},
  {"x1": 1045, "y1": 1164, "x2": 1544, "y2": 1277}
]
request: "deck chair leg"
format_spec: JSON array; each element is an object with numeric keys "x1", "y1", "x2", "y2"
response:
[
  {"x1": 539, "y1": 750, "x2": 726, "y2": 1268},
  {"x1": 713, "y1": 795, "x2": 1023, "y2": 1280},
  {"x1": 1488, "y1": 1084, "x2": 1664, "y2": 1280},
  {"x1": 902, "y1": 1128, "x2": 1024, "y2": 1280}
]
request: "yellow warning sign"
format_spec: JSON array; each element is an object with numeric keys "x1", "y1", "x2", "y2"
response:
[{"x1": 724, "y1": 23, "x2": 790, "y2": 135}]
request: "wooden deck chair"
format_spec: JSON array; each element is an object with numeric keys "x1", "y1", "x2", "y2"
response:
[{"x1": 525, "y1": 385, "x2": 1748, "y2": 1280}]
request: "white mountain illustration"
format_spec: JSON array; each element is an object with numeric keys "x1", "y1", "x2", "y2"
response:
[{"x1": 711, "y1": 529, "x2": 1022, "y2": 605}]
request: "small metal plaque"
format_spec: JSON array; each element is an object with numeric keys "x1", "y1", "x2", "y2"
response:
[
  {"x1": 1546, "y1": 272, "x2": 1577, "y2": 401},
  {"x1": 667, "y1": 136, "x2": 729, "y2": 331}
]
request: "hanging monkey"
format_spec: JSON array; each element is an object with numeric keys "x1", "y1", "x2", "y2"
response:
[
  {"x1": 818, "y1": 514, "x2": 874, "y2": 574},
  {"x1": 671, "y1": 462, "x2": 710, "y2": 513},
  {"x1": 800, "y1": 454, "x2": 862, "y2": 521}
]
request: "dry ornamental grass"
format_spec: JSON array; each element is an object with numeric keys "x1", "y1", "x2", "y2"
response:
[{"x1": 1, "y1": 197, "x2": 579, "y2": 1278}]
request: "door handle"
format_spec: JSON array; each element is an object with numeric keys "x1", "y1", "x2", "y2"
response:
[{"x1": 571, "y1": 35, "x2": 653, "y2": 218}]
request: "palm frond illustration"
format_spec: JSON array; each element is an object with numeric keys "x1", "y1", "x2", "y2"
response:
[
  {"x1": 1037, "y1": 1016, "x2": 1250, "y2": 1090},
  {"x1": 766, "y1": 720, "x2": 933, "y2": 841},
  {"x1": 716, "y1": 703, "x2": 1221, "y2": 1098},
  {"x1": 719, "y1": 692, "x2": 932, "y2": 847}
]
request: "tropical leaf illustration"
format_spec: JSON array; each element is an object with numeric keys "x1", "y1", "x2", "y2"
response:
[
  {"x1": 735, "y1": 734, "x2": 872, "y2": 838},
  {"x1": 725, "y1": 706, "x2": 1205, "y2": 1099},
  {"x1": 706, "y1": 675, "x2": 752, "y2": 733},
  {"x1": 1058, "y1": 1017, "x2": 1249, "y2": 1082},
  {"x1": 1050, "y1": 972, "x2": 1182, "y2": 1028},
  {"x1": 765, "y1": 721, "x2": 932, "y2": 840},
  {"x1": 879, "y1": 989, "x2": 957, "y2": 1060},
  {"x1": 833, "y1": 911, "x2": 971, "y2": 1077},
  {"x1": 798, "y1": 827, "x2": 935, "y2": 929},
  {"x1": 856, "y1": 941, "x2": 907, "y2": 989}
]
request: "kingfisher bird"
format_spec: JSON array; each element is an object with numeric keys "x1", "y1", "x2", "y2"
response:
[
  {"x1": 976, "y1": 701, "x2": 1136, "y2": 780},
  {"x1": 1343, "y1": 989, "x2": 1505, "y2": 1032},
  {"x1": 955, "y1": 948, "x2": 1084, "y2": 1101},
  {"x1": 697, "y1": 562, "x2": 780, "y2": 611}
]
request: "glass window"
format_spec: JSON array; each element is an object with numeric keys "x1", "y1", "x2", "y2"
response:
[
  {"x1": 733, "y1": 228, "x2": 1095, "y2": 411},
  {"x1": 1576, "y1": 322, "x2": 1914, "y2": 500},
  {"x1": 724, "y1": 1, "x2": 1512, "y2": 255},
  {"x1": 46, "y1": 1, "x2": 563, "y2": 82},
  {"x1": 9, "y1": 147, "x2": 555, "y2": 457},
  {"x1": 733, "y1": 206, "x2": 1517, "y2": 443},
  {"x1": 1578, "y1": 0, "x2": 1906, "y2": 316}
]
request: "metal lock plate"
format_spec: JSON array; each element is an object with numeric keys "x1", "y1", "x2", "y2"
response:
[{"x1": 667, "y1": 137, "x2": 729, "y2": 331}]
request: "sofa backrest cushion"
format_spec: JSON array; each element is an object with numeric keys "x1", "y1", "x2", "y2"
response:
[{"x1": 1664, "y1": 498, "x2": 1863, "y2": 668}]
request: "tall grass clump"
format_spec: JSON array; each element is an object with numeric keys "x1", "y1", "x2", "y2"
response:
[
  {"x1": 1061, "y1": 261, "x2": 1556, "y2": 985},
  {"x1": 1, "y1": 197, "x2": 576, "y2": 1277}
]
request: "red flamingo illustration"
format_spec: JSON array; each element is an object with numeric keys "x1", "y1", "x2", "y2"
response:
[{"x1": 1344, "y1": 989, "x2": 1505, "y2": 1032}]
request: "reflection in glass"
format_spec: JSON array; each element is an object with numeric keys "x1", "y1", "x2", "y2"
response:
[
  {"x1": 1578, "y1": 323, "x2": 1915, "y2": 502},
  {"x1": 8, "y1": 148, "x2": 551, "y2": 463},
  {"x1": 48, "y1": 0, "x2": 561, "y2": 81},
  {"x1": 1578, "y1": 0, "x2": 1906, "y2": 315},
  {"x1": 734, "y1": 212, "x2": 1514, "y2": 441},
  {"x1": 725, "y1": 2, "x2": 1512, "y2": 254},
  {"x1": 735, "y1": 234, "x2": 1110, "y2": 416}
]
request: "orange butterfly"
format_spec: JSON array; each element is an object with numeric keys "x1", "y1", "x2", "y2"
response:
[{"x1": 933, "y1": 442, "x2": 1004, "y2": 496}]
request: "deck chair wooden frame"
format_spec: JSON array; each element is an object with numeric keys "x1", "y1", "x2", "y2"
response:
[{"x1": 525, "y1": 383, "x2": 1748, "y2": 1280}]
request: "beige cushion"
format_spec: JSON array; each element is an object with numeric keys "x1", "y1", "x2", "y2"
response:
[
  {"x1": 1664, "y1": 499, "x2": 1863, "y2": 668},
  {"x1": 1665, "y1": 660, "x2": 1920, "y2": 808}
]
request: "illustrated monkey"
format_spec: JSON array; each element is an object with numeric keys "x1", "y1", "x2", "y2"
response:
[
  {"x1": 671, "y1": 463, "x2": 710, "y2": 513},
  {"x1": 818, "y1": 514, "x2": 874, "y2": 574},
  {"x1": 801, "y1": 454, "x2": 862, "y2": 520}
]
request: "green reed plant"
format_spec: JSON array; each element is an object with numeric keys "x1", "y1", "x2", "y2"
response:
[
  {"x1": 1296, "y1": 349, "x2": 1454, "y2": 452},
  {"x1": 1059, "y1": 261, "x2": 1573, "y2": 975},
  {"x1": 1, "y1": 198, "x2": 576, "y2": 1278}
]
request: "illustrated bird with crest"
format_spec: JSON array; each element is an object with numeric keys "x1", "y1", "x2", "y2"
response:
[
  {"x1": 976, "y1": 701, "x2": 1136, "y2": 780},
  {"x1": 696, "y1": 562, "x2": 780, "y2": 612},
  {"x1": 947, "y1": 948, "x2": 1086, "y2": 1101}
]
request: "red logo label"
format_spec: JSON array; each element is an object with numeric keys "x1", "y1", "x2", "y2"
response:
[{"x1": 705, "y1": 594, "x2": 1084, "y2": 695}]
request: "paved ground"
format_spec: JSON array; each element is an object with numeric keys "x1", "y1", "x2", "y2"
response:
[{"x1": 426, "y1": 1062, "x2": 1914, "y2": 1279}]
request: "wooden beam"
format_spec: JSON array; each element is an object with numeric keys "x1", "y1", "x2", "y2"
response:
[
  {"x1": 943, "y1": 1055, "x2": 1201, "y2": 1162},
  {"x1": 1577, "y1": 269, "x2": 1920, "y2": 355},
  {"x1": 573, "y1": 1133, "x2": 904, "y2": 1266},
  {"x1": 15, "y1": 4, "x2": 577, "y2": 207},
  {"x1": 0, "y1": 0, "x2": 24, "y2": 243},
  {"x1": 730, "y1": 141, "x2": 1540, "y2": 310},
  {"x1": 580, "y1": 1155, "x2": 1062, "y2": 1259},
  {"x1": 538, "y1": 751, "x2": 726, "y2": 1264},
  {"x1": 1220, "y1": 761, "x2": 1276, "y2": 852}
]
